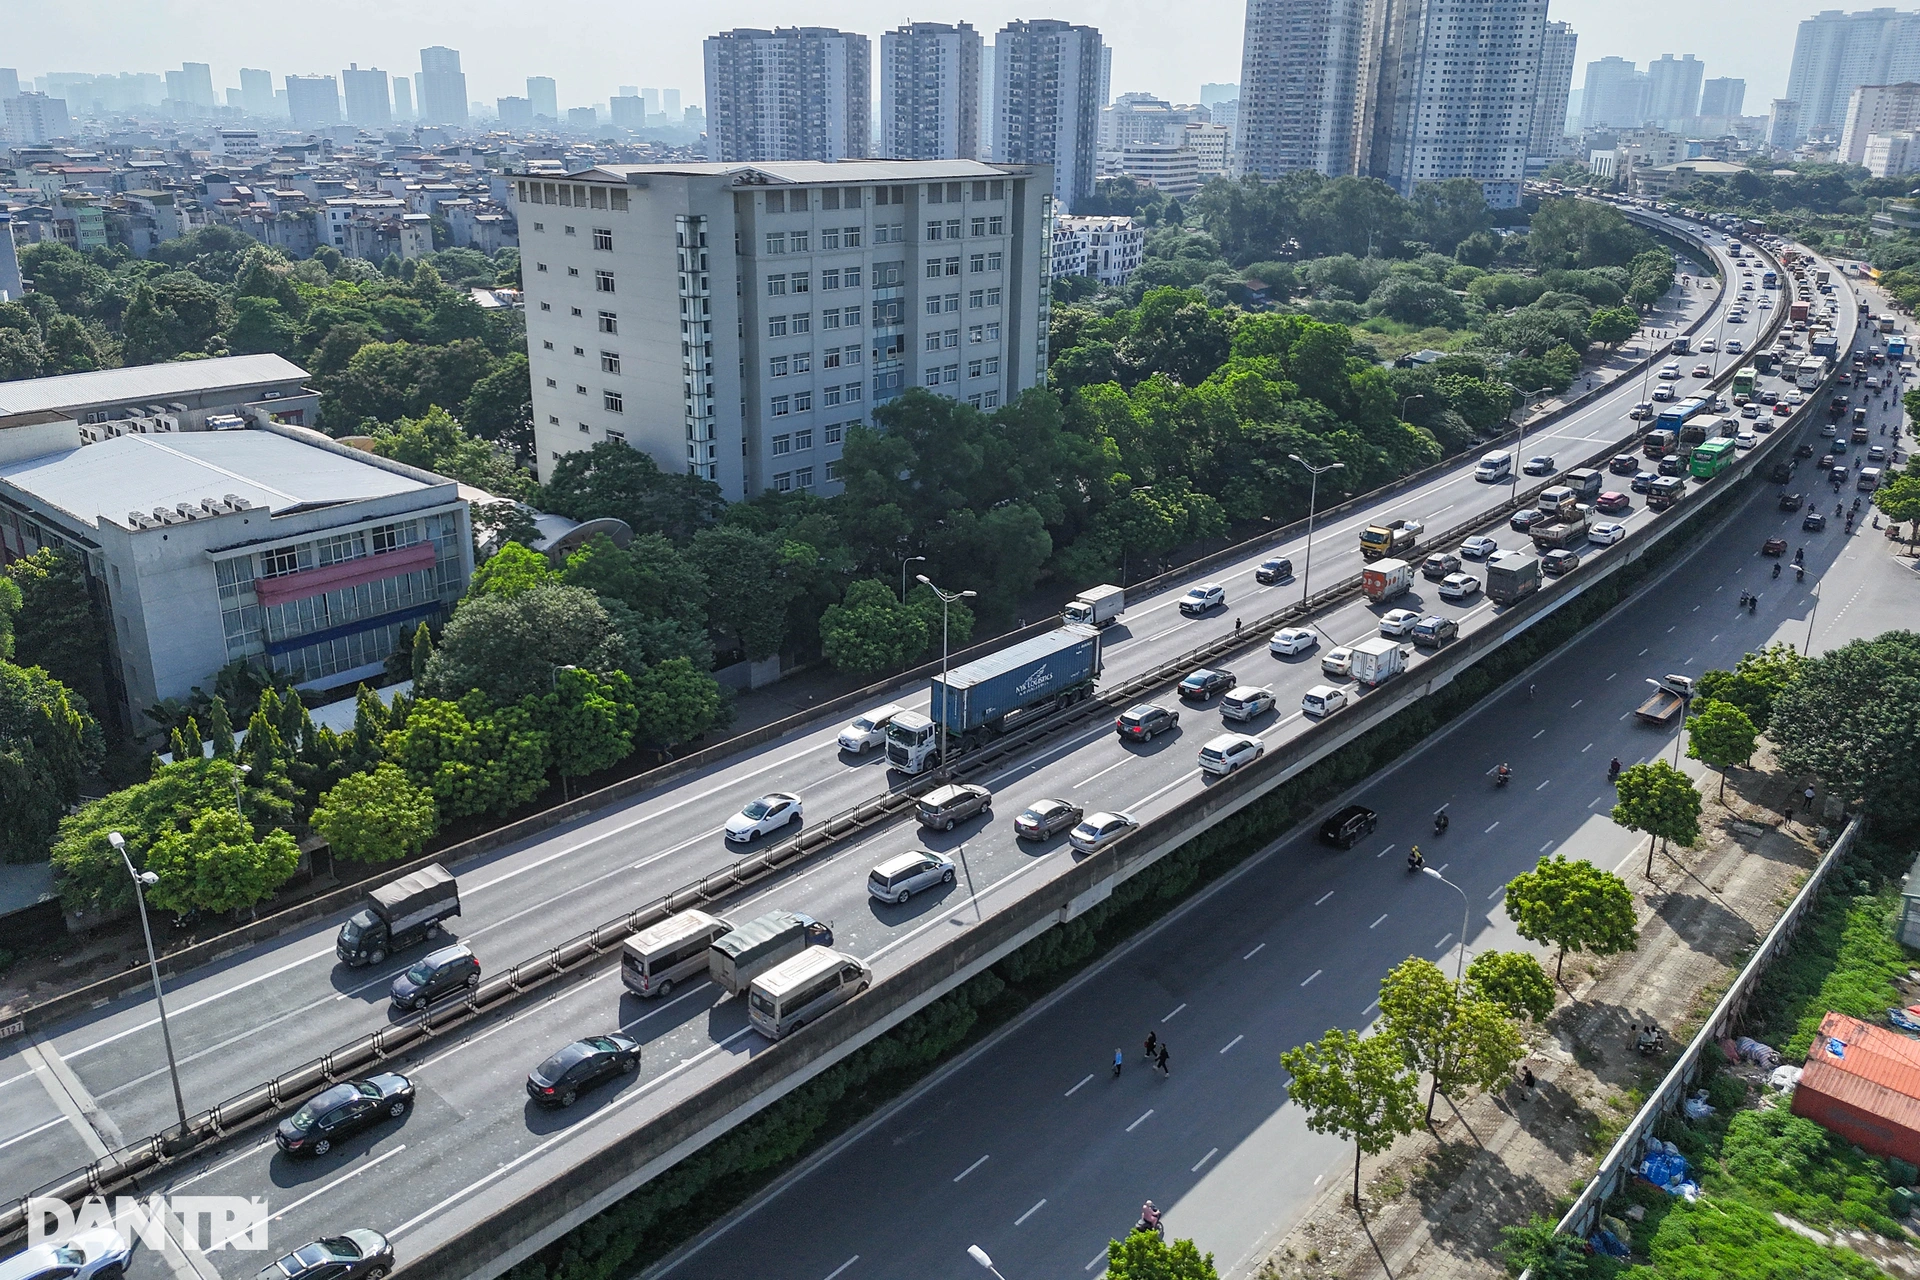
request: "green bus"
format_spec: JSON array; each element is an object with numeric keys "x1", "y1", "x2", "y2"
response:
[
  {"x1": 1690, "y1": 437, "x2": 1738, "y2": 479},
  {"x1": 1732, "y1": 367, "x2": 1756, "y2": 399}
]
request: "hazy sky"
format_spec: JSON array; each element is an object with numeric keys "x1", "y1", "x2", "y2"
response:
[{"x1": 9, "y1": 0, "x2": 1803, "y2": 113}]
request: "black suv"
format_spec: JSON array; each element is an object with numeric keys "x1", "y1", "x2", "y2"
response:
[
  {"x1": 1255, "y1": 557, "x2": 1294, "y2": 584},
  {"x1": 389, "y1": 943, "x2": 480, "y2": 1011},
  {"x1": 527, "y1": 1033, "x2": 642, "y2": 1107},
  {"x1": 1608, "y1": 453, "x2": 1639, "y2": 476},
  {"x1": 1769, "y1": 462, "x2": 1793, "y2": 483},
  {"x1": 1116, "y1": 703, "x2": 1179, "y2": 742},
  {"x1": 1178, "y1": 668, "x2": 1236, "y2": 700},
  {"x1": 1318, "y1": 804, "x2": 1378, "y2": 850},
  {"x1": 276, "y1": 1073, "x2": 414, "y2": 1157},
  {"x1": 1778, "y1": 492, "x2": 1803, "y2": 512},
  {"x1": 257, "y1": 1231, "x2": 394, "y2": 1280},
  {"x1": 917, "y1": 783, "x2": 992, "y2": 831}
]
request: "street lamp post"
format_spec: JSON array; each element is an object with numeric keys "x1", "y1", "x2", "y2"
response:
[
  {"x1": 967, "y1": 1245, "x2": 1009, "y2": 1280},
  {"x1": 231, "y1": 762, "x2": 250, "y2": 817},
  {"x1": 1503, "y1": 382, "x2": 1539, "y2": 506},
  {"x1": 1287, "y1": 455, "x2": 1346, "y2": 609},
  {"x1": 917, "y1": 575, "x2": 977, "y2": 773},
  {"x1": 1421, "y1": 867, "x2": 1472, "y2": 989},
  {"x1": 1119, "y1": 485, "x2": 1153, "y2": 586},
  {"x1": 1399, "y1": 394, "x2": 1425, "y2": 424},
  {"x1": 110, "y1": 831, "x2": 188, "y2": 1131},
  {"x1": 900, "y1": 555, "x2": 927, "y2": 602}
]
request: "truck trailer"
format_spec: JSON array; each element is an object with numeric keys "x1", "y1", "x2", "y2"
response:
[
  {"x1": 886, "y1": 625, "x2": 1103, "y2": 774},
  {"x1": 1361, "y1": 558, "x2": 1414, "y2": 603},
  {"x1": 1348, "y1": 637, "x2": 1409, "y2": 687}
]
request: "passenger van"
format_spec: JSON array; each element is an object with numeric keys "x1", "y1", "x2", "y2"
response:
[
  {"x1": 747, "y1": 946, "x2": 871, "y2": 1040},
  {"x1": 621, "y1": 910, "x2": 732, "y2": 998},
  {"x1": 1474, "y1": 450, "x2": 1513, "y2": 482}
]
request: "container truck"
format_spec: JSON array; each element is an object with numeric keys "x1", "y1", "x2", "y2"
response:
[
  {"x1": 1790, "y1": 301, "x2": 1809, "y2": 323},
  {"x1": 1485, "y1": 550, "x2": 1540, "y2": 605},
  {"x1": 885, "y1": 625, "x2": 1103, "y2": 774},
  {"x1": 336, "y1": 863, "x2": 461, "y2": 967},
  {"x1": 1359, "y1": 517, "x2": 1422, "y2": 561},
  {"x1": 1361, "y1": 558, "x2": 1414, "y2": 603},
  {"x1": 1061, "y1": 584, "x2": 1124, "y2": 629},
  {"x1": 708, "y1": 910, "x2": 834, "y2": 997},
  {"x1": 1810, "y1": 330, "x2": 1837, "y2": 358},
  {"x1": 1348, "y1": 637, "x2": 1409, "y2": 687}
]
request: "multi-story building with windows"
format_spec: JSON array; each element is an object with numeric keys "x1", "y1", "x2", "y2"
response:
[
  {"x1": 704, "y1": 28, "x2": 872, "y2": 163},
  {"x1": 512, "y1": 160, "x2": 1051, "y2": 502},
  {"x1": 993, "y1": 19, "x2": 1103, "y2": 211},
  {"x1": 417, "y1": 45, "x2": 469, "y2": 126},
  {"x1": 1234, "y1": 0, "x2": 1369, "y2": 178},
  {"x1": 1528, "y1": 21, "x2": 1578, "y2": 168},
  {"x1": 882, "y1": 22, "x2": 984, "y2": 160},
  {"x1": 285, "y1": 74, "x2": 341, "y2": 128},
  {"x1": 1840, "y1": 81, "x2": 1920, "y2": 163},
  {"x1": 1787, "y1": 9, "x2": 1920, "y2": 138},
  {"x1": 1052, "y1": 212, "x2": 1144, "y2": 287},
  {"x1": 1581, "y1": 56, "x2": 1648, "y2": 130},
  {"x1": 1645, "y1": 54, "x2": 1705, "y2": 131},
  {"x1": 341, "y1": 65, "x2": 392, "y2": 128}
]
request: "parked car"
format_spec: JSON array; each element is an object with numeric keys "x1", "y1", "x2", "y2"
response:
[
  {"x1": 1510, "y1": 508, "x2": 1547, "y2": 532},
  {"x1": 526, "y1": 1033, "x2": 642, "y2": 1107},
  {"x1": 1318, "y1": 804, "x2": 1378, "y2": 850},
  {"x1": 1269, "y1": 627, "x2": 1317, "y2": 656},
  {"x1": 1596, "y1": 491, "x2": 1631, "y2": 514},
  {"x1": 1254, "y1": 557, "x2": 1293, "y2": 584},
  {"x1": 1459, "y1": 535, "x2": 1499, "y2": 560},
  {"x1": 276, "y1": 1074, "x2": 414, "y2": 1156},
  {"x1": 725, "y1": 792, "x2": 804, "y2": 843},
  {"x1": 1178, "y1": 668, "x2": 1237, "y2": 700},
  {"x1": 1013, "y1": 798, "x2": 1083, "y2": 841},
  {"x1": 389, "y1": 944, "x2": 480, "y2": 1011},
  {"x1": 1069, "y1": 811, "x2": 1137, "y2": 853},
  {"x1": 1542, "y1": 549, "x2": 1580, "y2": 575},
  {"x1": 1523, "y1": 455, "x2": 1557, "y2": 476},
  {"x1": 1178, "y1": 583, "x2": 1225, "y2": 614},
  {"x1": 256, "y1": 1232, "x2": 394, "y2": 1280},
  {"x1": 916, "y1": 783, "x2": 991, "y2": 831},
  {"x1": 1198, "y1": 733, "x2": 1264, "y2": 777},
  {"x1": 867, "y1": 849, "x2": 956, "y2": 903},
  {"x1": 1379, "y1": 608, "x2": 1422, "y2": 637},
  {"x1": 1116, "y1": 703, "x2": 1179, "y2": 741},
  {"x1": 1588, "y1": 522, "x2": 1627, "y2": 545},
  {"x1": 1321, "y1": 647, "x2": 1354, "y2": 677}
]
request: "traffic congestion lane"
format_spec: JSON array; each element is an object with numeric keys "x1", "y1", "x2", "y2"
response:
[{"x1": 0, "y1": 228, "x2": 1738, "y2": 1204}]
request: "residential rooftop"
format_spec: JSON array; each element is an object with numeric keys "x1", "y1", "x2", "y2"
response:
[{"x1": 0, "y1": 354, "x2": 311, "y2": 417}]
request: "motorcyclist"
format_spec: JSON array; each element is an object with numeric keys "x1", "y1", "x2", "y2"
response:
[
  {"x1": 1797, "y1": 564, "x2": 1806, "y2": 581},
  {"x1": 1608, "y1": 757, "x2": 1622, "y2": 781},
  {"x1": 1408, "y1": 845, "x2": 1425, "y2": 871},
  {"x1": 1433, "y1": 809, "x2": 1449, "y2": 834},
  {"x1": 1496, "y1": 762, "x2": 1513, "y2": 786},
  {"x1": 1139, "y1": 1202, "x2": 1163, "y2": 1234},
  {"x1": 1749, "y1": 594, "x2": 1758, "y2": 613},
  {"x1": 1773, "y1": 561, "x2": 1781, "y2": 578},
  {"x1": 1795, "y1": 546, "x2": 1805, "y2": 563}
]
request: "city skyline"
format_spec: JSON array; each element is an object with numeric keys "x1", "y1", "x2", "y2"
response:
[{"x1": 4, "y1": 0, "x2": 1805, "y2": 119}]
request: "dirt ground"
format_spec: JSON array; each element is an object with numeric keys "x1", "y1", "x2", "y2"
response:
[{"x1": 1253, "y1": 749, "x2": 1848, "y2": 1280}]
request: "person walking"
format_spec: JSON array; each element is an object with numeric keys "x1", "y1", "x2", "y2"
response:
[
  {"x1": 1143, "y1": 1031, "x2": 1158, "y2": 1064},
  {"x1": 1156, "y1": 1042, "x2": 1171, "y2": 1078},
  {"x1": 1113, "y1": 1048, "x2": 1124, "y2": 1078},
  {"x1": 1804, "y1": 784, "x2": 1816, "y2": 816}
]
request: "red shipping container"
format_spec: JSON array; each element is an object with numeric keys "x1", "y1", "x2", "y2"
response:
[{"x1": 1791, "y1": 1011, "x2": 1920, "y2": 1168}]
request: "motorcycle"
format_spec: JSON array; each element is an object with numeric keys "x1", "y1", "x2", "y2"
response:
[
  {"x1": 1634, "y1": 1023, "x2": 1666, "y2": 1057},
  {"x1": 1772, "y1": 562, "x2": 1781, "y2": 578},
  {"x1": 1608, "y1": 757, "x2": 1622, "y2": 782},
  {"x1": 1494, "y1": 766, "x2": 1512, "y2": 789},
  {"x1": 1433, "y1": 809, "x2": 1449, "y2": 836},
  {"x1": 1135, "y1": 1205, "x2": 1165, "y2": 1239},
  {"x1": 1797, "y1": 565, "x2": 1806, "y2": 581}
]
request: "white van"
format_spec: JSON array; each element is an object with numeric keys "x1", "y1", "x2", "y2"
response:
[
  {"x1": 1474, "y1": 450, "x2": 1513, "y2": 482},
  {"x1": 1302, "y1": 684, "x2": 1348, "y2": 718},
  {"x1": 747, "y1": 946, "x2": 871, "y2": 1039},
  {"x1": 621, "y1": 910, "x2": 732, "y2": 998}
]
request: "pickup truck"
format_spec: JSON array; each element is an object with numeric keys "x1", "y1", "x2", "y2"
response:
[
  {"x1": 1360, "y1": 518, "x2": 1422, "y2": 562},
  {"x1": 1635, "y1": 674, "x2": 1697, "y2": 726}
]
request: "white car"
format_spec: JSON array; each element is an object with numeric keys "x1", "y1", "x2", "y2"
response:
[
  {"x1": 1198, "y1": 732, "x2": 1263, "y2": 777},
  {"x1": 1302, "y1": 684, "x2": 1349, "y2": 718},
  {"x1": 1759, "y1": 297, "x2": 1773, "y2": 308},
  {"x1": 1651, "y1": 385, "x2": 1675, "y2": 402},
  {"x1": 724, "y1": 792, "x2": 803, "y2": 842},
  {"x1": 1322, "y1": 646, "x2": 1354, "y2": 677},
  {"x1": 1736, "y1": 430, "x2": 1757, "y2": 449},
  {"x1": 1588, "y1": 521, "x2": 1627, "y2": 546},
  {"x1": 1069, "y1": 811, "x2": 1138, "y2": 853},
  {"x1": 1459, "y1": 535, "x2": 1499, "y2": 560},
  {"x1": 1179, "y1": 583, "x2": 1226, "y2": 614},
  {"x1": 1726, "y1": 340, "x2": 1744, "y2": 354},
  {"x1": 1438, "y1": 572, "x2": 1481, "y2": 601},
  {"x1": 1269, "y1": 627, "x2": 1317, "y2": 656},
  {"x1": 837, "y1": 704, "x2": 904, "y2": 754},
  {"x1": 0, "y1": 1231, "x2": 132, "y2": 1280},
  {"x1": 1741, "y1": 403, "x2": 1760, "y2": 418},
  {"x1": 1379, "y1": 608, "x2": 1422, "y2": 637},
  {"x1": 1699, "y1": 339, "x2": 1718, "y2": 352}
]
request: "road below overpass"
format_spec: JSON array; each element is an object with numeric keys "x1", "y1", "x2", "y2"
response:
[
  {"x1": 1, "y1": 221, "x2": 1742, "y2": 1277},
  {"x1": 664, "y1": 251, "x2": 1911, "y2": 1280}
]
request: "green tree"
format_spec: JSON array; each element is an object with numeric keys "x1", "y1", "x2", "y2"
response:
[
  {"x1": 1465, "y1": 951, "x2": 1555, "y2": 1024},
  {"x1": 0, "y1": 660, "x2": 100, "y2": 863},
  {"x1": 905, "y1": 581, "x2": 976, "y2": 651},
  {"x1": 1872, "y1": 468, "x2": 1920, "y2": 548},
  {"x1": 410, "y1": 622, "x2": 434, "y2": 684},
  {"x1": 630, "y1": 657, "x2": 725, "y2": 749},
  {"x1": 0, "y1": 326, "x2": 46, "y2": 379},
  {"x1": 689, "y1": 526, "x2": 803, "y2": 661},
  {"x1": 1527, "y1": 198, "x2": 1646, "y2": 270},
  {"x1": 1379, "y1": 957, "x2": 1524, "y2": 1123},
  {"x1": 382, "y1": 694, "x2": 549, "y2": 819},
  {"x1": 469, "y1": 541, "x2": 557, "y2": 598},
  {"x1": 1686, "y1": 698, "x2": 1759, "y2": 798},
  {"x1": 539, "y1": 440, "x2": 725, "y2": 541},
  {"x1": 206, "y1": 696, "x2": 235, "y2": 758},
  {"x1": 1502, "y1": 855, "x2": 1639, "y2": 983},
  {"x1": 1611, "y1": 759, "x2": 1704, "y2": 876},
  {"x1": 1496, "y1": 1217, "x2": 1589, "y2": 1280},
  {"x1": 1771, "y1": 630, "x2": 1920, "y2": 825},
  {"x1": 1104, "y1": 1231, "x2": 1218, "y2": 1280},
  {"x1": 820, "y1": 580, "x2": 929, "y2": 676},
  {"x1": 4, "y1": 546, "x2": 111, "y2": 729},
  {"x1": 1279, "y1": 1028, "x2": 1419, "y2": 1212},
  {"x1": 368, "y1": 405, "x2": 536, "y2": 500},
  {"x1": 1697, "y1": 643, "x2": 1802, "y2": 732},
  {"x1": 311, "y1": 764, "x2": 438, "y2": 863},
  {"x1": 539, "y1": 666, "x2": 640, "y2": 780},
  {"x1": 226, "y1": 296, "x2": 299, "y2": 355},
  {"x1": 1586, "y1": 305, "x2": 1639, "y2": 348},
  {"x1": 461, "y1": 351, "x2": 534, "y2": 457},
  {"x1": 142, "y1": 807, "x2": 300, "y2": 914},
  {"x1": 420, "y1": 584, "x2": 624, "y2": 705}
]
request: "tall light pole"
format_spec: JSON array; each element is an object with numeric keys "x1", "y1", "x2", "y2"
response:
[
  {"x1": 1399, "y1": 394, "x2": 1425, "y2": 424},
  {"x1": 1287, "y1": 455, "x2": 1345, "y2": 609},
  {"x1": 110, "y1": 831, "x2": 188, "y2": 1131},
  {"x1": 1119, "y1": 485, "x2": 1153, "y2": 586},
  {"x1": 1503, "y1": 382, "x2": 1538, "y2": 505},
  {"x1": 1421, "y1": 867, "x2": 1471, "y2": 989},
  {"x1": 231, "y1": 762, "x2": 250, "y2": 817},
  {"x1": 967, "y1": 1245, "x2": 1009, "y2": 1280},
  {"x1": 900, "y1": 554, "x2": 926, "y2": 602},
  {"x1": 917, "y1": 575, "x2": 976, "y2": 772}
]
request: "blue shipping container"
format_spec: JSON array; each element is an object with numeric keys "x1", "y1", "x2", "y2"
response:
[{"x1": 932, "y1": 625, "x2": 1102, "y2": 733}]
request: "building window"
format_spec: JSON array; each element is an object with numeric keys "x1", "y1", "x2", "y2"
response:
[
  {"x1": 986, "y1": 323, "x2": 1000, "y2": 341},
  {"x1": 792, "y1": 272, "x2": 809, "y2": 294},
  {"x1": 792, "y1": 313, "x2": 811, "y2": 333},
  {"x1": 606, "y1": 429, "x2": 625, "y2": 443},
  {"x1": 769, "y1": 315, "x2": 789, "y2": 337},
  {"x1": 593, "y1": 227, "x2": 612, "y2": 250},
  {"x1": 536, "y1": 262, "x2": 549, "y2": 272},
  {"x1": 533, "y1": 221, "x2": 544, "y2": 231},
  {"x1": 945, "y1": 219, "x2": 961, "y2": 239},
  {"x1": 770, "y1": 355, "x2": 789, "y2": 377},
  {"x1": 926, "y1": 259, "x2": 943, "y2": 280},
  {"x1": 844, "y1": 226, "x2": 862, "y2": 247},
  {"x1": 565, "y1": 226, "x2": 576, "y2": 235},
  {"x1": 969, "y1": 325, "x2": 984, "y2": 343},
  {"x1": 540, "y1": 302, "x2": 551, "y2": 311},
  {"x1": 843, "y1": 305, "x2": 861, "y2": 327},
  {"x1": 574, "y1": 346, "x2": 585, "y2": 356},
  {"x1": 794, "y1": 390, "x2": 812, "y2": 411},
  {"x1": 601, "y1": 351, "x2": 620, "y2": 373},
  {"x1": 945, "y1": 256, "x2": 961, "y2": 276},
  {"x1": 824, "y1": 386, "x2": 842, "y2": 406},
  {"x1": 970, "y1": 253, "x2": 985, "y2": 272},
  {"x1": 548, "y1": 415, "x2": 560, "y2": 425},
  {"x1": 791, "y1": 231, "x2": 809, "y2": 252},
  {"x1": 821, "y1": 268, "x2": 840, "y2": 290},
  {"x1": 567, "y1": 266, "x2": 579, "y2": 277},
  {"x1": 989, "y1": 215, "x2": 1004, "y2": 235},
  {"x1": 926, "y1": 296, "x2": 943, "y2": 315},
  {"x1": 767, "y1": 274, "x2": 787, "y2": 296},
  {"x1": 603, "y1": 388, "x2": 626, "y2": 413},
  {"x1": 924, "y1": 333, "x2": 941, "y2": 353},
  {"x1": 826, "y1": 459, "x2": 842, "y2": 482},
  {"x1": 845, "y1": 382, "x2": 863, "y2": 401},
  {"x1": 543, "y1": 340, "x2": 554, "y2": 350},
  {"x1": 985, "y1": 356, "x2": 1000, "y2": 375},
  {"x1": 945, "y1": 294, "x2": 960, "y2": 312},
  {"x1": 824, "y1": 423, "x2": 843, "y2": 444},
  {"x1": 766, "y1": 232, "x2": 787, "y2": 254},
  {"x1": 988, "y1": 252, "x2": 1002, "y2": 271},
  {"x1": 595, "y1": 270, "x2": 615, "y2": 292},
  {"x1": 766, "y1": 192, "x2": 785, "y2": 213},
  {"x1": 823, "y1": 310, "x2": 841, "y2": 330},
  {"x1": 844, "y1": 344, "x2": 862, "y2": 364},
  {"x1": 944, "y1": 365, "x2": 959, "y2": 384},
  {"x1": 968, "y1": 394, "x2": 983, "y2": 408},
  {"x1": 771, "y1": 396, "x2": 791, "y2": 416},
  {"x1": 823, "y1": 348, "x2": 841, "y2": 369},
  {"x1": 926, "y1": 221, "x2": 944, "y2": 240},
  {"x1": 774, "y1": 472, "x2": 793, "y2": 492},
  {"x1": 969, "y1": 290, "x2": 984, "y2": 308},
  {"x1": 945, "y1": 330, "x2": 961, "y2": 349},
  {"x1": 843, "y1": 265, "x2": 861, "y2": 288},
  {"x1": 968, "y1": 359, "x2": 983, "y2": 378},
  {"x1": 925, "y1": 367, "x2": 941, "y2": 388},
  {"x1": 984, "y1": 390, "x2": 999, "y2": 408},
  {"x1": 971, "y1": 217, "x2": 987, "y2": 237},
  {"x1": 599, "y1": 311, "x2": 618, "y2": 333},
  {"x1": 794, "y1": 467, "x2": 814, "y2": 489},
  {"x1": 577, "y1": 384, "x2": 588, "y2": 395},
  {"x1": 794, "y1": 353, "x2": 811, "y2": 373},
  {"x1": 772, "y1": 434, "x2": 792, "y2": 455},
  {"x1": 260, "y1": 544, "x2": 306, "y2": 578},
  {"x1": 571, "y1": 306, "x2": 583, "y2": 316},
  {"x1": 987, "y1": 287, "x2": 1002, "y2": 306},
  {"x1": 545, "y1": 377, "x2": 558, "y2": 388},
  {"x1": 820, "y1": 228, "x2": 840, "y2": 250}
]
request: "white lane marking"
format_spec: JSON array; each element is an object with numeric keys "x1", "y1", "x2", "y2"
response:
[
  {"x1": 1488, "y1": 885, "x2": 1506, "y2": 900},
  {"x1": 1639, "y1": 647, "x2": 1648, "y2": 655},
  {"x1": 1126, "y1": 1111, "x2": 1154, "y2": 1133},
  {"x1": 1591, "y1": 795, "x2": 1608, "y2": 808},
  {"x1": 1073, "y1": 756, "x2": 1133, "y2": 789},
  {"x1": 1017, "y1": 1199, "x2": 1048, "y2": 1225},
  {"x1": 64, "y1": 944, "x2": 337, "y2": 1061},
  {"x1": 210, "y1": 1145, "x2": 406, "y2": 1250},
  {"x1": 168, "y1": 1136, "x2": 277, "y2": 1189},
  {"x1": 1607, "y1": 672, "x2": 1618, "y2": 681},
  {"x1": 0, "y1": 1116, "x2": 68, "y2": 1151},
  {"x1": 1378, "y1": 844, "x2": 1396, "y2": 860},
  {"x1": 1087, "y1": 1250, "x2": 1108, "y2": 1272},
  {"x1": 1243, "y1": 942, "x2": 1266, "y2": 959},
  {"x1": 1193, "y1": 1147, "x2": 1219, "y2": 1173},
  {"x1": 1314, "y1": 890, "x2": 1334, "y2": 906},
  {"x1": 1535, "y1": 779, "x2": 1550, "y2": 791},
  {"x1": 1369, "y1": 914, "x2": 1388, "y2": 929},
  {"x1": 1434, "y1": 933, "x2": 1454, "y2": 951},
  {"x1": 1129, "y1": 768, "x2": 1204, "y2": 815},
  {"x1": 954, "y1": 1154, "x2": 990, "y2": 1182},
  {"x1": 1362, "y1": 1000, "x2": 1380, "y2": 1018},
  {"x1": 1161, "y1": 1003, "x2": 1187, "y2": 1024},
  {"x1": 412, "y1": 969, "x2": 618, "y2": 1074},
  {"x1": 0, "y1": 1069, "x2": 33, "y2": 1092},
  {"x1": 1301, "y1": 969, "x2": 1323, "y2": 987},
  {"x1": 1582, "y1": 742, "x2": 1594, "y2": 753},
  {"x1": 1532, "y1": 729, "x2": 1545, "y2": 739},
  {"x1": 1541, "y1": 840, "x2": 1555, "y2": 853},
  {"x1": 1065, "y1": 1073, "x2": 1094, "y2": 1098},
  {"x1": 823, "y1": 1258, "x2": 859, "y2": 1280},
  {"x1": 1220, "y1": 1035, "x2": 1243, "y2": 1055}
]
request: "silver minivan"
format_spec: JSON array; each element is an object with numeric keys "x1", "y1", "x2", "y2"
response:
[
  {"x1": 1220, "y1": 685, "x2": 1275, "y2": 722},
  {"x1": 747, "y1": 947, "x2": 872, "y2": 1040},
  {"x1": 1474, "y1": 449, "x2": 1513, "y2": 482},
  {"x1": 867, "y1": 850, "x2": 956, "y2": 904},
  {"x1": 620, "y1": 909, "x2": 731, "y2": 998}
]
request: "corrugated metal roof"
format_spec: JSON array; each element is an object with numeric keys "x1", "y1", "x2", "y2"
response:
[
  {"x1": 568, "y1": 160, "x2": 1018, "y2": 184},
  {"x1": 0, "y1": 355, "x2": 311, "y2": 416},
  {"x1": 1797, "y1": 1012, "x2": 1920, "y2": 1131},
  {"x1": 0, "y1": 430, "x2": 433, "y2": 529}
]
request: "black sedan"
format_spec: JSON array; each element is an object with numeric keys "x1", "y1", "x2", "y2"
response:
[
  {"x1": 527, "y1": 1033, "x2": 642, "y2": 1107},
  {"x1": 1779, "y1": 492, "x2": 1803, "y2": 512},
  {"x1": 1178, "y1": 668, "x2": 1236, "y2": 700},
  {"x1": 276, "y1": 1073, "x2": 414, "y2": 1157},
  {"x1": 1510, "y1": 508, "x2": 1547, "y2": 532},
  {"x1": 1804, "y1": 511, "x2": 1828, "y2": 532},
  {"x1": 1254, "y1": 557, "x2": 1293, "y2": 584},
  {"x1": 257, "y1": 1231, "x2": 393, "y2": 1280},
  {"x1": 1013, "y1": 798, "x2": 1084, "y2": 841}
]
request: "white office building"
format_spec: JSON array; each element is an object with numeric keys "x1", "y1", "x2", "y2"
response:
[
  {"x1": 1528, "y1": 21, "x2": 1579, "y2": 167},
  {"x1": 513, "y1": 161, "x2": 1051, "y2": 502},
  {"x1": 704, "y1": 28, "x2": 872, "y2": 163},
  {"x1": 1787, "y1": 8, "x2": 1920, "y2": 137},
  {"x1": 5, "y1": 93, "x2": 71, "y2": 144},
  {"x1": 1864, "y1": 128, "x2": 1920, "y2": 174},
  {"x1": 1361, "y1": 0, "x2": 1546, "y2": 208},
  {"x1": 882, "y1": 23, "x2": 983, "y2": 160},
  {"x1": 1113, "y1": 143, "x2": 1202, "y2": 195},
  {"x1": 1645, "y1": 54, "x2": 1704, "y2": 131},
  {"x1": 1233, "y1": 0, "x2": 1370, "y2": 178},
  {"x1": 1581, "y1": 57, "x2": 1648, "y2": 129},
  {"x1": 285, "y1": 75, "x2": 340, "y2": 128},
  {"x1": 1840, "y1": 82, "x2": 1920, "y2": 163},
  {"x1": 1184, "y1": 122, "x2": 1230, "y2": 175},
  {"x1": 341, "y1": 65, "x2": 392, "y2": 128},
  {"x1": 1052, "y1": 213, "x2": 1144, "y2": 287},
  {"x1": 993, "y1": 19, "x2": 1104, "y2": 211},
  {"x1": 528, "y1": 76, "x2": 558, "y2": 122}
]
